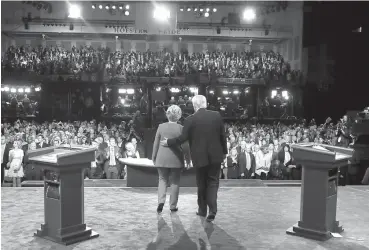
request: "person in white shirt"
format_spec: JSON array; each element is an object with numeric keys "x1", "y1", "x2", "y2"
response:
[{"x1": 254, "y1": 145, "x2": 268, "y2": 180}]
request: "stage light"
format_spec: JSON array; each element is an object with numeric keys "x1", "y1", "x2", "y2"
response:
[
  {"x1": 209, "y1": 90, "x2": 214, "y2": 94},
  {"x1": 213, "y1": 8, "x2": 217, "y2": 12},
  {"x1": 126, "y1": 89, "x2": 135, "y2": 94},
  {"x1": 18, "y1": 88, "x2": 24, "y2": 93},
  {"x1": 271, "y1": 90, "x2": 277, "y2": 98},
  {"x1": 11, "y1": 88, "x2": 17, "y2": 93},
  {"x1": 284, "y1": 95, "x2": 289, "y2": 100},
  {"x1": 243, "y1": 8, "x2": 256, "y2": 21},
  {"x1": 112, "y1": 5, "x2": 116, "y2": 10},
  {"x1": 156, "y1": 87, "x2": 161, "y2": 91},
  {"x1": 35, "y1": 87, "x2": 41, "y2": 92},
  {"x1": 92, "y1": 4, "x2": 96, "y2": 9},
  {"x1": 125, "y1": 4, "x2": 129, "y2": 10},
  {"x1": 189, "y1": 87, "x2": 198, "y2": 93},
  {"x1": 222, "y1": 90, "x2": 229, "y2": 95},
  {"x1": 121, "y1": 99, "x2": 125, "y2": 104},
  {"x1": 204, "y1": 12, "x2": 209, "y2": 17},
  {"x1": 206, "y1": 8, "x2": 210, "y2": 12},
  {"x1": 199, "y1": 8, "x2": 204, "y2": 12},
  {"x1": 25, "y1": 88, "x2": 31, "y2": 93},
  {"x1": 118, "y1": 5, "x2": 123, "y2": 10},
  {"x1": 124, "y1": 10, "x2": 129, "y2": 16},
  {"x1": 99, "y1": 4, "x2": 103, "y2": 9},
  {"x1": 245, "y1": 89, "x2": 249, "y2": 93},
  {"x1": 233, "y1": 90, "x2": 239, "y2": 94},
  {"x1": 153, "y1": 6, "x2": 170, "y2": 21},
  {"x1": 282, "y1": 90, "x2": 288, "y2": 97},
  {"x1": 105, "y1": 5, "x2": 110, "y2": 10},
  {"x1": 194, "y1": 8, "x2": 198, "y2": 11},
  {"x1": 68, "y1": 4, "x2": 81, "y2": 18},
  {"x1": 118, "y1": 89, "x2": 127, "y2": 94},
  {"x1": 170, "y1": 88, "x2": 180, "y2": 93},
  {"x1": 1, "y1": 87, "x2": 4, "y2": 91},
  {"x1": 187, "y1": 7, "x2": 191, "y2": 11},
  {"x1": 4, "y1": 87, "x2": 10, "y2": 92},
  {"x1": 179, "y1": 7, "x2": 184, "y2": 11}
]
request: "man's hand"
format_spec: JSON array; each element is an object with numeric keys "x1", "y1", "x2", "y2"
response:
[{"x1": 160, "y1": 138, "x2": 168, "y2": 147}]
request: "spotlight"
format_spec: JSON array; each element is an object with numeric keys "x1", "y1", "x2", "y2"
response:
[
  {"x1": 282, "y1": 90, "x2": 288, "y2": 97},
  {"x1": 11, "y1": 88, "x2": 17, "y2": 93},
  {"x1": 206, "y1": 8, "x2": 210, "y2": 12},
  {"x1": 179, "y1": 7, "x2": 184, "y2": 11},
  {"x1": 213, "y1": 8, "x2": 217, "y2": 12},
  {"x1": 112, "y1": 5, "x2": 116, "y2": 10},
  {"x1": 68, "y1": 4, "x2": 81, "y2": 18},
  {"x1": 119, "y1": 89, "x2": 127, "y2": 94},
  {"x1": 4, "y1": 87, "x2": 10, "y2": 92},
  {"x1": 99, "y1": 4, "x2": 103, "y2": 9},
  {"x1": 243, "y1": 8, "x2": 256, "y2": 21},
  {"x1": 245, "y1": 89, "x2": 249, "y2": 93},
  {"x1": 35, "y1": 87, "x2": 41, "y2": 92},
  {"x1": 92, "y1": 4, "x2": 96, "y2": 9},
  {"x1": 25, "y1": 88, "x2": 31, "y2": 93},
  {"x1": 156, "y1": 87, "x2": 161, "y2": 91},
  {"x1": 233, "y1": 90, "x2": 239, "y2": 95},
  {"x1": 1, "y1": 87, "x2": 4, "y2": 91},
  {"x1": 222, "y1": 90, "x2": 229, "y2": 95},
  {"x1": 271, "y1": 90, "x2": 277, "y2": 98},
  {"x1": 105, "y1": 5, "x2": 110, "y2": 10},
  {"x1": 204, "y1": 12, "x2": 209, "y2": 17},
  {"x1": 189, "y1": 87, "x2": 198, "y2": 93},
  {"x1": 199, "y1": 8, "x2": 204, "y2": 12},
  {"x1": 194, "y1": 8, "x2": 198, "y2": 11},
  {"x1": 127, "y1": 89, "x2": 135, "y2": 94},
  {"x1": 125, "y1": 4, "x2": 129, "y2": 10},
  {"x1": 124, "y1": 10, "x2": 129, "y2": 16},
  {"x1": 153, "y1": 6, "x2": 170, "y2": 21},
  {"x1": 209, "y1": 90, "x2": 214, "y2": 94},
  {"x1": 18, "y1": 88, "x2": 24, "y2": 93},
  {"x1": 118, "y1": 5, "x2": 123, "y2": 10},
  {"x1": 187, "y1": 7, "x2": 191, "y2": 11},
  {"x1": 120, "y1": 99, "x2": 125, "y2": 104}
]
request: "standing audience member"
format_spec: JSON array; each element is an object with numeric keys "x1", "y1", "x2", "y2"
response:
[
  {"x1": 104, "y1": 137, "x2": 122, "y2": 179},
  {"x1": 226, "y1": 148, "x2": 239, "y2": 179},
  {"x1": 7, "y1": 140, "x2": 24, "y2": 187},
  {"x1": 238, "y1": 142, "x2": 255, "y2": 179}
]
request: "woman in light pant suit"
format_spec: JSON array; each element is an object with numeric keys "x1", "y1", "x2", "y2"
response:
[{"x1": 152, "y1": 105, "x2": 191, "y2": 213}]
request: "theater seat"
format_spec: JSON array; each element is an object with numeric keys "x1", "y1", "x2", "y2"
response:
[{"x1": 21, "y1": 181, "x2": 44, "y2": 187}]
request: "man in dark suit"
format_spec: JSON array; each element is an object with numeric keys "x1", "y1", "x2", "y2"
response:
[
  {"x1": 238, "y1": 142, "x2": 256, "y2": 179},
  {"x1": 161, "y1": 95, "x2": 228, "y2": 222},
  {"x1": 36, "y1": 135, "x2": 49, "y2": 148}
]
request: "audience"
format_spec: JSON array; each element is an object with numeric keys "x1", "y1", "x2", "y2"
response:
[{"x1": 2, "y1": 45, "x2": 302, "y2": 82}]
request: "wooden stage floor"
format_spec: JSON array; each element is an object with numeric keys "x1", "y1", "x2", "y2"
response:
[{"x1": 1, "y1": 186, "x2": 368, "y2": 250}]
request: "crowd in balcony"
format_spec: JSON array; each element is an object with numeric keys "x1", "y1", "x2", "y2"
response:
[
  {"x1": 1, "y1": 45, "x2": 302, "y2": 82},
  {"x1": 2, "y1": 109, "x2": 369, "y2": 187}
]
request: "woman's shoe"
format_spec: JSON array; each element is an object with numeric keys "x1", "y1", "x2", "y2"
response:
[
  {"x1": 170, "y1": 207, "x2": 178, "y2": 212},
  {"x1": 157, "y1": 203, "x2": 164, "y2": 214}
]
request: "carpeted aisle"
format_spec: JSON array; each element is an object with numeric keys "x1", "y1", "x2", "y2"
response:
[{"x1": 1, "y1": 187, "x2": 369, "y2": 250}]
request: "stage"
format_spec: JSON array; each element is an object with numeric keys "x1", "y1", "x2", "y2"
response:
[{"x1": 1, "y1": 186, "x2": 368, "y2": 250}]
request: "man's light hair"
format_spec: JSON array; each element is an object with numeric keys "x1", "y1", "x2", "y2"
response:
[
  {"x1": 192, "y1": 95, "x2": 207, "y2": 110},
  {"x1": 166, "y1": 105, "x2": 182, "y2": 122}
]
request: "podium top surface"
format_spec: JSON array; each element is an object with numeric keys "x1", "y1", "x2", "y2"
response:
[
  {"x1": 291, "y1": 143, "x2": 353, "y2": 166},
  {"x1": 119, "y1": 158, "x2": 154, "y2": 168},
  {"x1": 28, "y1": 146, "x2": 95, "y2": 166}
]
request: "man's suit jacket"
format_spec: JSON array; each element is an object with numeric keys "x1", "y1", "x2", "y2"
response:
[
  {"x1": 37, "y1": 142, "x2": 49, "y2": 149},
  {"x1": 167, "y1": 108, "x2": 227, "y2": 168},
  {"x1": 2, "y1": 143, "x2": 13, "y2": 169},
  {"x1": 238, "y1": 151, "x2": 256, "y2": 176}
]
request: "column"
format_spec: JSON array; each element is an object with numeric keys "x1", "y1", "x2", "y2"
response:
[
  {"x1": 188, "y1": 43, "x2": 193, "y2": 55},
  {"x1": 115, "y1": 40, "x2": 121, "y2": 51},
  {"x1": 131, "y1": 41, "x2": 136, "y2": 52},
  {"x1": 173, "y1": 42, "x2": 179, "y2": 53},
  {"x1": 146, "y1": 42, "x2": 149, "y2": 51},
  {"x1": 203, "y1": 43, "x2": 208, "y2": 53}
]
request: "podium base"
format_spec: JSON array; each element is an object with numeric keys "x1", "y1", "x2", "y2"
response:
[
  {"x1": 35, "y1": 224, "x2": 99, "y2": 245},
  {"x1": 286, "y1": 222, "x2": 343, "y2": 241}
]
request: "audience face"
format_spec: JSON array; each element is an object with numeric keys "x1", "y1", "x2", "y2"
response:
[
  {"x1": 29, "y1": 142, "x2": 37, "y2": 150},
  {"x1": 245, "y1": 144, "x2": 252, "y2": 153},
  {"x1": 1, "y1": 137, "x2": 5, "y2": 145},
  {"x1": 109, "y1": 138, "x2": 116, "y2": 147},
  {"x1": 240, "y1": 141, "x2": 247, "y2": 150}
]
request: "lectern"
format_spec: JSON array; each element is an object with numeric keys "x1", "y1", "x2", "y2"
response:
[
  {"x1": 28, "y1": 146, "x2": 99, "y2": 245},
  {"x1": 286, "y1": 143, "x2": 353, "y2": 241}
]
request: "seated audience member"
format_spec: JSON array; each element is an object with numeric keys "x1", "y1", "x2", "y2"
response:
[
  {"x1": 278, "y1": 143, "x2": 297, "y2": 180},
  {"x1": 255, "y1": 145, "x2": 269, "y2": 180},
  {"x1": 88, "y1": 140, "x2": 104, "y2": 179},
  {"x1": 269, "y1": 144, "x2": 283, "y2": 180},
  {"x1": 238, "y1": 142, "x2": 255, "y2": 179},
  {"x1": 121, "y1": 142, "x2": 140, "y2": 179},
  {"x1": 226, "y1": 148, "x2": 239, "y2": 179},
  {"x1": 104, "y1": 137, "x2": 122, "y2": 179},
  {"x1": 36, "y1": 135, "x2": 49, "y2": 148}
]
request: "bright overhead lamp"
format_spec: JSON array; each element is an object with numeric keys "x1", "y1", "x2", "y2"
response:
[{"x1": 68, "y1": 4, "x2": 81, "y2": 18}]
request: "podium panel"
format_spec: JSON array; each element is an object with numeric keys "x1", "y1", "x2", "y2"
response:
[
  {"x1": 28, "y1": 146, "x2": 99, "y2": 245},
  {"x1": 286, "y1": 143, "x2": 353, "y2": 241}
]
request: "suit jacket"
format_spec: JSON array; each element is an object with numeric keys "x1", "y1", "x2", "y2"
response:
[
  {"x1": 2, "y1": 143, "x2": 13, "y2": 169},
  {"x1": 167, "y1": 108, "x2": 227, "y2": 168},
  {"x1": 238, "y1": 151, "x2": 256, "y2": 176},
  {"x1": 152, "y1": 122, "x2": 191, "y2": 168},
  {"x1": 37, "y1": 142, "x2": 50, "y2": 148}
]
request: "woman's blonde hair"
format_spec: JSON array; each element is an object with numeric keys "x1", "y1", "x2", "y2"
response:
[{"x1": 166, "y1": 105, "x2": 182, "y2": 122}]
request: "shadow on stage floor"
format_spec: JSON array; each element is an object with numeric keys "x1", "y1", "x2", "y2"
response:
[{"x1": 1, "y1": 186, "x2": 368, "y2": 250}]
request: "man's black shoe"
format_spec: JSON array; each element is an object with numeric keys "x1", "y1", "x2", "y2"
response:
[
  {"x1": 206, "y1": 214, "x2": 215, "y2": 222},
  {"x1": 157, "y1": 203, "x2": 164, "y2": 214}
]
